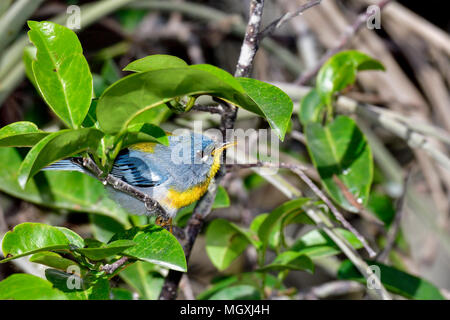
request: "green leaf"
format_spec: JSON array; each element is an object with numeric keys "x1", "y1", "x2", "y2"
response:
[
  {"x1": 238, "y1": 77, "x2": 293, "y2": 141},
  {"x1": 305, "y1": 116, "x2": 373, "y2": 212},
  {"x1": 367, "y1": 192, "x2": 396, "y2": 227},
  {"x1": 110, "y1": 225, "x2": 187, "y2": 272},
  {"x1": 27, "y1": 21, "x2": 93, "y2": 128},
  {"x1": 205, "y1": 219, "x2": 251, "y2": 271},
  {"x1": 0, "y1": 121, "x2": 49, "y2": 147},
  {"x1": 0, "y1": 148, "x2": 130, "y2": 225},
  {"x1": 123, "y1": 54, "x2": 188, "y2": 72},
  {"x1": 97, "y1": 68, "x2": 258, "y2": 134},
  {"x1": 57, "y1": 227, "x2": 85, "y2": 248},
  {"x1": 119, "y1": 261, "x2": 164, "y2": 300},
  {"x1": 191, "y1": 64, "x2": 244, "y2": 93},
  {"x1": 23, "y1": 46, "x2": 38, "y2": 89},
  {"x1": 290, "y1": 228, "x2": 362, "y2": 259},
  {"x1": 258, "y1": 251, "x2": 314, "y2": 273},
  {"x1": 1, "y1": 222, "x2": 72, "y2": 263},
  {"x1": 122, "y1": 123, "x2": 169, "y2": 148},
  {"x1": 0, "y1": 274, "x2": 67, "y2": 300},
  {"x1": 101, "y1": 59, "x2": 121, "y2": 84},
  {"x1": 76, "y1": 240, "x2": 136, "y2": 261},
  {"x1": 338, "y1": 260, "x2": 445, "y2": 300},
  {"x1": 45, "y1": 269, "x2": 110, "y2": 300},
  {"x1": 208, "y1": 285, "x2": 261, "y2": 300},
  {"x1": 110, "y1": 288, "x2": 134, "y2": 300},
  {"x1": 316, "y1": 50, "x2": 384, "y2": 106},
  {"x1": 17, "y1": 128, "x2": 103, "y2": 188},
  {"x1": 90, "y1": 214, "x2": 126, "y2": 243},
  {"x1": 30, "y1": 251, "x2": 79, "y2": 271},
  {"x1": 258, "y1": 198, "x2": 309, "y2": 252},
  {"x1": 299, "y1": 89, "x2": 325, "y2": 125}
]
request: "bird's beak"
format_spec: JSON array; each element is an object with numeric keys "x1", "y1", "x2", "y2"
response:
[{"x1": 212, "y1": 141, "x2": 237, "y2": 156}]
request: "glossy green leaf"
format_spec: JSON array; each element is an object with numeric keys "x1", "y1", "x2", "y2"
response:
[
  {"x1": 208, "y1": 285, "x2": 261, "y2": 300},
  {"x1": 123, "y1": 54, "x2": 188, "y2": 72},
  {"x1": 57, "y1": 227, "x2": 85, "y2": 248},
  {"x1": 0, "y1": 274, "x2": 67, "y2": 300},
  {"x1": 249, "y1": 213, "x2": 281, "y2": 250},
  {"x1": 258, "y1": 251, "x2": 314, "y2": 273},
  {"x1": 305, "y1": 116, "x2": 373, "y2": 212},
  {"x1": 258, "y1": 198, "x2": 309, "y2": 252},
  {"x1": 205, "y1": 219, "x2": 251, "y2": 271},
  {"x1": 45, "y1": 269, "x2": 110, "y2": 300},
  {"x1": 290, "y1": 228, "x2": 362, "y2": 259},
  {"x1": 119, "y1": 261, "x2": 164, "y2": 300},
  {"x1": 122, "y1": 123, "x2": 169, "y2": 148},
  {"x1": 191, "y1": 64, "x2": 244, "y2": 93},
  {"x1": 1, "y1": 223, "x2": 72, "y2": 263},
  {"x1": 17, "y1": 128, "x2": 103, "y2": 188},
  {"x1": 0, "y1": 148, "x2": 129, "y2": 225},
  {"x1": 110, "y1": 225, "x2": 187, "y2": 272},
  {"x1": 0, "y1": 121, "x2": 49, "y2": 147},
  {"x1": 97, "y1": 68, "x2": 261, "y2": 135},
  {"x1": 238, "y1": 77, "x2": 293, "y2": 141},
  {"x1": 338, "y1": 260, "x2": 445, "y2": 300},
  {"x1": 299, "y1": 89, "x2": 324, "y2": 125},
  {"x1": 23, "y1": 46, "x2": 38, "y2": 89},
  {"x1": 316, "y1": 50, "x2": 384, "y2": 106},
  {"x1": 30, "y1": 251, "x2": 79, "y2": 271},
  {"x1": 27, "y1": 21, "x2": 93, "y2": 128},
  {"x1": 76, "y1": 240, "x2": 135, "y2": 261}
]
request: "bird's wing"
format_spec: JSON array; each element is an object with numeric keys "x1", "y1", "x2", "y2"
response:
[{"x1": 110, "y1": 149, "x2": 167, "y2": 188}]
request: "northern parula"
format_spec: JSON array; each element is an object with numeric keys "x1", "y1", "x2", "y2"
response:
[{"x1": 46, "y1": 131, "x2": 233, "y2": 227}]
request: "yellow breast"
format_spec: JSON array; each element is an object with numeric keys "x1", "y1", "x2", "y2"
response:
[{"x1": 162, "y1": 151, "x2": 222, "y2": 209}]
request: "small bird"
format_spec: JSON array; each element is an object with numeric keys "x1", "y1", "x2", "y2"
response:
[{"x1": 46, "y1": 131, "x2": 233, "y2": 230}]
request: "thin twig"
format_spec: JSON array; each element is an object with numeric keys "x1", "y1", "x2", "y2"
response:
[
  {"x1": 295, "y1": 0, "x2": 393, "y2": 85},
  {"x1": 101, "y1": 256, "x2": 129, "y2": 274},
  {"x1": 297, "y1": 280, "x2": 364, "y2": 299},
  {"x1": 227, "y1": 161, "x2": 377, "y2": 257},
  {"x1": 78, "y1": 157, "x2": 169, "y2": 220},
  {"x1": 191, "y1": 104, "x2": 224, "y2": 114},
  {"x1": 258, "y1": 0, "x2": 321, "y2": 40}
]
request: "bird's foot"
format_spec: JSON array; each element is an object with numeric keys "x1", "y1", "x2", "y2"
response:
[{"x1": 155, "y1": 216, "x2": 173, "y2": 233}]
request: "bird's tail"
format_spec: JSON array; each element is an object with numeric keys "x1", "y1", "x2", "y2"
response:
[{"x1": 43, "y1": 158, "x2": 86, "y2": 173}]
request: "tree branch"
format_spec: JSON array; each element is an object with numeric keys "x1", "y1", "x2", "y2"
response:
[
  {"x1": 78, "y1": 157, "x2": 170, "y2": 220},
  {"x1": 295, "y1": 0, "x2": 394, "y2": 85},
  {"x1": 258, "y1": 0, "x2": 321, "y2": 40},
  {"x1": 227, "y1": 161, "x2": 376, "y2": 257}
]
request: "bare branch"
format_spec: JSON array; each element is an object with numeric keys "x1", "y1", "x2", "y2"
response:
[
  {"x1": 258, "y1": 0, "x2": 321, "y2": 40},
  {"x1": 227, "y1": 161, "x2": 377, "y2": 257},
  {"x1": 78, "y1": 157, "x2": 169, "y2": 220},
  {"x1": 101, "y1": 256, "x2": 129, "y2": 274}
]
